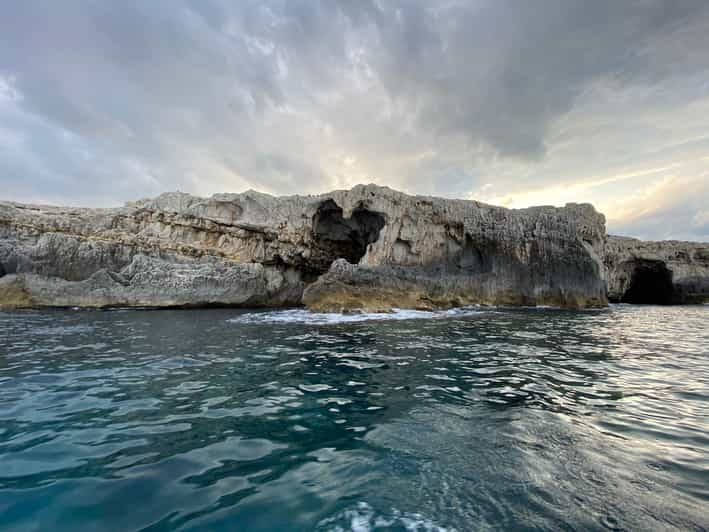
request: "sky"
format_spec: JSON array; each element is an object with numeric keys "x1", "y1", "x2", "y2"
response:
[{"x1": 1, "y1": 1, "x2": 708, "y2": 241}]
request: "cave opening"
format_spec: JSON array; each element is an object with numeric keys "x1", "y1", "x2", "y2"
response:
[
  {"x1": 620, "y1": 260, "x2": 674, "y2": 305},
  {"x1": 311, "y1": 199, "x2": 385, "y2": 272}
]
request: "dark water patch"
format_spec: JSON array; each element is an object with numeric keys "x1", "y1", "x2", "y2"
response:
[{"x1": 0, "y1": 305, "x2": 707, "y2": 530}]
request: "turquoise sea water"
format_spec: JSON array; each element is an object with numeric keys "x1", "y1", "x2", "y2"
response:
[{"x1": 0, "y1": 305, "x2": 707, "y2": 531}]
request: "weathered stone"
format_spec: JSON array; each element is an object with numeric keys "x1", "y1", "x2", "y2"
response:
[
  {"x1": 0, "y1": 183, "x2": 701, "y2": 311},
  {"x1": 0, "y1": 184, "x2": 609, "y2": 310},
  {"x1": 605, "y1": 236, "x2": 709, "y2": 304},
  {"x1": 0, "y1": 275, "x2": 34, "y2": 309}
]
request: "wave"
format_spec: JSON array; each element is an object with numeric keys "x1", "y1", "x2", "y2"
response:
[
  {"x1": 227, "y1": 306, "x2": 485, "y2": 325},
  {"x1": 316, "y1": 502, "x2": 453, "y2": 532}
]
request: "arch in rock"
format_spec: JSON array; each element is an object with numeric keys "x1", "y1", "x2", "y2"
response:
[{"x1": 311, "y1": 200, "x2": 386, "y2": 272}]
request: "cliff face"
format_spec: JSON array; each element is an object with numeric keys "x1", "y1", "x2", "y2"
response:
[
  {"x1": 0, "y1": 184, "x2": 609, "y2": 310},
  {"x1": 605, "y1": 236, "x2": 709, "y2": 304},
  {"x1": 301, "y1": 189, "x2": 609, "y2": 311}
]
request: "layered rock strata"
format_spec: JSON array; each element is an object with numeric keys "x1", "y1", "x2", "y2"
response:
[
  {"x1": 605, "y1": 236, "x2": 709, "y2": 304},
  {"x1": 0, "y1": 184, "x2": 612, "y2": 310},
  {"x1": 8, "y1": 184, "x2": 703, "y2": 310}
]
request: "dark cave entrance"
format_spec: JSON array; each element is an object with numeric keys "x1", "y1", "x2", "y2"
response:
[
  {"x1": 620, "y1": 260, "x2": 674, "y2": 305},
  {"x1": 311, "y1": 199, "x2": 385, "y2": 272}
]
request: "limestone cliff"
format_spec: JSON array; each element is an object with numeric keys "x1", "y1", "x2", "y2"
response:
[
  {"x1": 605, "y1": 236, "x2": 709, "y2": 304},
  {"x1": 0, "y1": 184, "x2": 611, "y2": 310}
]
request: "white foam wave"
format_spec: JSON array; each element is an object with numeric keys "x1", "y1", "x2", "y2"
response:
[
  {"x1": 227, "y1": 307, "x2": 484, "y2": 325},
  {"x1": 318, "y1": 502, "x2": 453, "y2": 532}
]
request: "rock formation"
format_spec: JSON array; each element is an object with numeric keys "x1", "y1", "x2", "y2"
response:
[
  {"x1": 1, "y1": 184, "x2": 705, "y2": 311},
  {"x1": 605, "y1": 236, "x2": 709, "y2": 304},
  {"x1": 0, "y1": 184, "x2": 611, "y2": 310}
]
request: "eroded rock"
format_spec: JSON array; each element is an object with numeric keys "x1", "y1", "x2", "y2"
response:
[
  {"x1": 3, "y1": 183, "x2": 695, "y2": 311},
  {"x1": 605, "y1": 236, "x2": 709, "y2": 304}
]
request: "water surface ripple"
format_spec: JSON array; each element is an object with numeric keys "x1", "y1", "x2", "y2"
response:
[{"x1": 0, "y1": 305, "x2": 707, "y2": 531}]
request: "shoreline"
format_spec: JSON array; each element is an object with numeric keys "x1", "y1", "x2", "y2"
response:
[{"x1": 2, "y1": 185, "x2": 707, "y2": 311}]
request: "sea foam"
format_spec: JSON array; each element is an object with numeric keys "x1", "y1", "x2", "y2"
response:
[{"x1": 227, "y1": 307, "x2": 485, "y2": 325}]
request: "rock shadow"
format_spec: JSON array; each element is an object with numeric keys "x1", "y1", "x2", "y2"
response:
[
  {"x1": 310, "y1": 200, "x2": 385, "y2": 273},
  {"x1": 619, "y1": 259, "x2": 674, "y2": 305}
]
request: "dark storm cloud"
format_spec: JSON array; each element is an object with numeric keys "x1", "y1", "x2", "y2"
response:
[
  {"x1": 366, "y1": 0, "x2": 709, "y2": 157},
  {"x1": 1, "y1": 0, "x2": 708, "y2": 238}
]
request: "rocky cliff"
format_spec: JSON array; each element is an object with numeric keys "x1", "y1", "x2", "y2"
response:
[
  {"x1": 0, "y1": 184, "x2": 611, "y2": 310},
  {"x1": 605, "y1": 236, "x2": 709, "y2": 304}
]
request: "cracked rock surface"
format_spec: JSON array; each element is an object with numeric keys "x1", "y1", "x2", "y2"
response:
[
  {"x1": 604, "y1": 236, "x2": 709, "y2": 304},
  {"x1": 2, "y1": 184, "x2": 700, "y2": 310}
]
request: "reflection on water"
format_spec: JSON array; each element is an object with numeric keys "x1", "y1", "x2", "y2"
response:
[{"x1": 0, "y1": 305, "x2": 707, "y2": 531}]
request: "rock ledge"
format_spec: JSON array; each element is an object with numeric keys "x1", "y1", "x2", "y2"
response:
[{"x1": 1, "y1": 184, "x2": 705, "y2": 310}]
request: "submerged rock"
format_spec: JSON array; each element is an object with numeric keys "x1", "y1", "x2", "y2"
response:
[{"x1": 0, "y1": 183, "x2": 703, "y2": 310}]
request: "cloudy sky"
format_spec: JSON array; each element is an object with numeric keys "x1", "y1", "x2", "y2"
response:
[{"x1": 1, "y1": 1, "x2": 708, "y2": 240}]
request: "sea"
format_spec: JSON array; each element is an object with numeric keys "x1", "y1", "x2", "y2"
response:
[{"x1": 0, "y1": 304, "x2": 707, "y2": 531}]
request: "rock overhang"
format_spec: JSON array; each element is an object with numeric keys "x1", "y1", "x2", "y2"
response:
[{"x1": 0, "y1": 184, "x2": 705, "y2": 310}]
